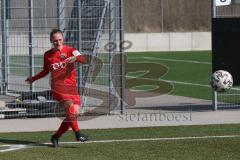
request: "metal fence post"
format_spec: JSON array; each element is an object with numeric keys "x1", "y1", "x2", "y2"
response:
[
  {"x1": 77, "y1": 0, "x2": 82, "y2": 95},
  {"x1": 1, "y1": 0, "x2": 8, "y2": 95},
  {"x1": 109, "y1": 0, "x2": 117, "y2": 113},
  {"x1": 212, "y1": 0, "x2": 217, "y2": 18},
  {"x1": 28, "y1": 0, "x2": 34, "y2": 92},
  {"x1": 57, "y1": 0, "x2": 65, "y2": 33},
  {"x1": 161, "y1": 0, "x2": 164, "y2": 32},
  {"x1": 212, "y1": 0, "x2": 217, "y2": 110},
  {"x1": 119, "y1": 0, "x2": 125, "y2": 114}
]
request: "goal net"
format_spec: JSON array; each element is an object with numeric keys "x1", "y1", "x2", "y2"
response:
[{"x1": 0, "y1": 0, "x2": 124, "y2": 118}]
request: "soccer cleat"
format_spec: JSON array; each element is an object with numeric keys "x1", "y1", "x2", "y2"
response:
[
  {"x1": 51, "y1": 135, "x2": 59, "y2": 147},
  {"x1": 75, "y1": 131, "x2": 89, "y2": 142}
]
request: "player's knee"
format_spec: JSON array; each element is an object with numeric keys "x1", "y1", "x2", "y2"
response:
[
  {"x1": 66, "y1": 104, "x2": 79, "y2": 117},
  {"x1": 60, "y1": 100, "x2": 73, "y2": 108}
]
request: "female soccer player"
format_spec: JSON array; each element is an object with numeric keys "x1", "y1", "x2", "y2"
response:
[{"x1": 26, "y1": 29, "x2": 88, "y2": 147}]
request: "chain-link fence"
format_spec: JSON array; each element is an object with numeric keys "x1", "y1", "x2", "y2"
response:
[{"x1": 0, "y1": 0, "x2": 124, "y2": 118}]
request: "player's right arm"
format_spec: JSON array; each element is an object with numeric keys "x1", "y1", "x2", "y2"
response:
[{"x1": 25, "y1": 53, "x2": 50, "y2": 84}]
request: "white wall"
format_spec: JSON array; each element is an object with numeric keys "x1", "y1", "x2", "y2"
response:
[
  {"x1": 5, "y1": 32, "x2": 211, "y2": 55},
  {"x1": 125, "y1": 32, "x2": 211, "y2": 52}
]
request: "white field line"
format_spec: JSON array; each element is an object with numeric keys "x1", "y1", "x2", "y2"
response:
[
  {"x1": 143, "y1": 57, "x2": 211, "y2": 65},
  {"x1": 9, "y1": 62, "x2": 42, "y2": 68},
  {"x1": 166, "y1": 80, "x2": 240, "y2": 91},
  {"x1": 0, "y1": 144, "x2": 29, "y2": 153},
  {"x1": 165, "y1": 80, "x2": 210, "y2": 87},
  {"x1": 126, "y1": 75, "x2": 210, "y2": 88},
  {"x1": 44, "y1": 134, "x2": 240, "y2": 145},
  {"x1": 126, "y1": 57, "x2": 211, "y2": 88},
  {"x1": 1, "y1": 135, "x2": 240, "y2": 153},
  {"x1": 127, "y1": 75, "x2": 240, "y2": 91}
]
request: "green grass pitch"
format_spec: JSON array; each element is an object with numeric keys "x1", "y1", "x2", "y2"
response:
[
  {"x1": 126, "y1": 51, "x2": 212, "y2": 100},
  {"x1": 1, "y1": 124, "x2": 240, "y2": 160}
]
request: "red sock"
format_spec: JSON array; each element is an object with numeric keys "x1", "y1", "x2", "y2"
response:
[
  {"x1": 54, "y1": 118, "x2": 71, "y2": 138},
  {"x1": 67, "y1": 104, "x2": 80, "y2": 132},
  {"x1": 70, "y1": 119, "x2": 80, "y2": 132}
]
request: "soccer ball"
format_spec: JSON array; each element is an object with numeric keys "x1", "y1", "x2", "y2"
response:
[{"x1": 210, "y1": 70, "x2": 233, "y2": 92}]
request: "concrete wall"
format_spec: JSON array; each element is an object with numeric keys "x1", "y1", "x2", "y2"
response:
[
  {"x1": 7, "y1": 34, "x2": 51, "y2": 55},
  {"x1": 5, "y1": 32, "x2": 211, "y2": 55},
  {"x1": 125, "y1": 32, "x2": 211, "y2": 52}
]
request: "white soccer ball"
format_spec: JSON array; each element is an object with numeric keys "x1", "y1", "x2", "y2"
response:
[{"x1": 211, "y1": 70, "x2": 233, "y2": 92}]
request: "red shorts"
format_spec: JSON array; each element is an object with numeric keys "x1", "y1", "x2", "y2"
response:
[{"x1": 51, "y1": 83, "x2": 81, "y2": 105}]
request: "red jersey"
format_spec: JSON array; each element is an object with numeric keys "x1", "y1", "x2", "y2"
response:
[{"x1": 32, "y1": 45, "x2": 86, "y2": 104}]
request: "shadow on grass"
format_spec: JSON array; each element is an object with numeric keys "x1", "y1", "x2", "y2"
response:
[
  {"x1": 0, "y1": 137, "x2": 52, "y2": 147},
  {"x1": 130, "y1": 104, "x2": 214, "y2": 112},
  {"x1": 130, "y1": 104, "x2": 240, "y2": 112}
]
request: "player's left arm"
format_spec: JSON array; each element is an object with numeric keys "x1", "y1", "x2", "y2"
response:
[{"x1": 67, "y1": 50, "x2": 87, "y2": 64}]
